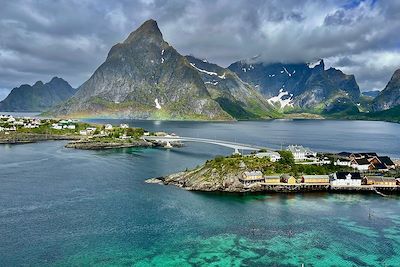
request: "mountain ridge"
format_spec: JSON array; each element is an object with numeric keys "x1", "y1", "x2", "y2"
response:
[{"x1": 0, "y1": 77, "x2": 75, "y2": 112}]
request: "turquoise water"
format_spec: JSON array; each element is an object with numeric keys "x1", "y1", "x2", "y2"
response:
[{"x1": 1, "y1": 120, "x2": 400, "y2": 266}]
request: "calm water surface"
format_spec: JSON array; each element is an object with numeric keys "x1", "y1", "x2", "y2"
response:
[{"x1": 1, "y1": 119, "x2": 400, "y2": 266}]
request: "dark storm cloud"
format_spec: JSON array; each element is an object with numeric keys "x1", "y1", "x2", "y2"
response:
[{"x1": 0, "y1": 0, "x2": 399, "y2": 92}]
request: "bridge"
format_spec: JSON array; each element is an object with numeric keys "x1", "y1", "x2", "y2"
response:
[{"x1": 142, "y1": 135, "x2": 269, "y2": 154}]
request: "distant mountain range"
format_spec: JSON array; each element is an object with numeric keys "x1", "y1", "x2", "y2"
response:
[
  {"x1": 2, "y1": 19, "x2": 399, "y2": 122},
  {"x1": 228, "y1": 59, "x2": 361, "y2": 114},
  {"x1": 0, "y1": 77, "x2": 75, "y2": 112}
]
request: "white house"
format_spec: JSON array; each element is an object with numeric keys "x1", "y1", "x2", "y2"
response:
[
  {"x1": 287, "y1": 145, "x2": 317, "y2": 161},
  {"x1": 334, "y1": 159, "x2": 351, "y2": 167},
  {"x1": 86, "y1": 127, "x2": 97, "y2": 133},
  {"x1": 79, "y1": 130, "x2": 88, "y2": 136},
  {"x1": 67, "y1": 125, "x2": 76, "y2": 130},
  {"x1": 254, "y1": 151, "x2": 281, "y2": 162},
  {"x1": 120, "y1": 124, "x2": 129, "y2": 129},
  {"x1": 331, "y1": 172, "x2": 362, "y2": 187},
  {"x1": 7, "y1": 117, "x2": 16, "y2": 123},
  {"x1": 105, "y1": 124, "x2": 113, "y2": 130},
  {"x1": 51, "y1": 124, "x2": 63, "y2": 130}
]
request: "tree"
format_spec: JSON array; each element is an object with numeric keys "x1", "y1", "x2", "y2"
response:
[{"x1": 278, "y1": 150, "x2": 295, "y2": 165}]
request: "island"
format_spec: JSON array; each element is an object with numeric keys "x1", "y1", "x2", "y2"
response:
[{"x1": 147, "y1": 149, "x2": 400, "y2": 194}]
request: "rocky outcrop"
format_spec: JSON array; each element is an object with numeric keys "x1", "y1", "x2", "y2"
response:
[
  {"x1": 65, "y1": 139, "x2": 153, "y2": 150},
  {"x1": 146, "y1": 166, "x2": 262, "y2": 193},
  {"x1": 49, "y1": 20, "x2": 231, "y2": 120},
  {"x1": 0, "y1": 77, "x2": 75, "y2": 112}
]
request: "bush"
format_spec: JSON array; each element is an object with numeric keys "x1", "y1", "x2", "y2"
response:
[
  {"x1": 278, "y1": 150, "x2": 295, "y2": 165},
  {"x1": 214, "y1": 155, "x2": 224, "y2": 162}
]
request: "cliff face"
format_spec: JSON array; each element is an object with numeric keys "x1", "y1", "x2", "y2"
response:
[
  {"x1": 50, "y1": 20, "x2": 231, "y2": 120},
  {"x1": 372, "y1": 69, "x2": 400, "y2": 111},
  {"x1": 185, "y1": 56, "x2": 279, "y2": 119},
  {"x1": 0, "y1": 77, "x2": 75, "y2": 112}
]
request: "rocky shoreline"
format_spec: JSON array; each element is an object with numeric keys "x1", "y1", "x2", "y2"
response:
[
  {"x1": 0, "y1": 133, "x2": 81, "y2": 144},
  {"x1": 65, "y1": 139, "x2": 154, "y2": 150}
]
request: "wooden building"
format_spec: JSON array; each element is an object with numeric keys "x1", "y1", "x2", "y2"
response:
[
  {"x1": 363, "y1": 176, "x2": 397, "y2": 186},
  {"x1": 281, "y1": 174, "x2": 296, "y2": 184},
  {"x1": 301, "y1": 175, "x2": 330, "y2": 184},
  {"x1": 240, "y1": 171, "x2": 264, "y2": 186},
  {"x1": 264, "y1": 175, "x2": 281, "y2": 184}
]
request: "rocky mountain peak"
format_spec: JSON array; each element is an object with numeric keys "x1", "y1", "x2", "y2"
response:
[
  {"x1": 33, "y1": 81, "x2": 44, "y2": 87},
  {"x1": 123, "y1": 19, "x2": 163, "y2": 44}
]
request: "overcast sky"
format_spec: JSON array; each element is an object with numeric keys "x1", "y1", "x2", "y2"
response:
[{"x1": 0, "y1": 0, "x2": 399, "y2": 100}]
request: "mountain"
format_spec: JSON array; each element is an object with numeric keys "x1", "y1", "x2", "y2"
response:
[
  {"x1": 363, "y1": 90, "x2": 380, "y2": 98},
  {"x1": 228, "y1": 59, "x2": 361, "y2": 112},
  {"x1": 49, "y1": 20, "x2": 234, "y2": 120},
  {"x1": 185, "y1": 55, "x2": 279, "y2": 119},
  {"x1": 372, "y1": 69, "x2": 400, "y2": 111},
  {"x1": 0, "y1": 77, "x2": 75, "y2": 112}
]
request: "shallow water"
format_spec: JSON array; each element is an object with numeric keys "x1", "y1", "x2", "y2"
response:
[{"x1": 1, "y1": 119, "x2": 400, "y2": 266}]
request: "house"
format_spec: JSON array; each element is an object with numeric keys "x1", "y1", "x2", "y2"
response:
[
  {"x1": 331, "y1": 172, "x2": 362, "y2": 187},
  {"x1": 51, "y1": 124, "x2": 63, "y2": 130},
  {"x1": 301, "y1": 175, "x2": 330, "y2": 184},
  {"x1": 253, "y1": 151, "x2": 281, "y2": 162},
  {"x1": 240, "y1": 171, "x2": 264, "y2": 186},
  {"x1": 363, "y1": 176, "x2": 397, "y2": 186},
  {"x1": 7, "y1": 117, "x2": 15, "y2": 123},
  {"x1": 105, "y1": 124, "x2": 113, "y2": 130},
  {"x1": 86, "y1": 127, "x2": 97, "y2": 133},
  {"x1": 79, "y1": 130, "x2": 88, "y2": 136},
  {"x1": 119, "y1": 134, "x2": 130, "y2": 139},
  {"x1": 334, "y1": 158, "x2": 351, "y2": 167},
  {"x1": 350, "y1": 158, "x2": 372, "y2": 171},
  {"x1": 287, "y1": 145, "x2": 316, "y2": 161},
  {"x1": 67, "y1": 125, "x2": 76, "y2": 130},
  {"x1": 337, "y1": 152, "x2": 352, "y2": 159},
  {"x1": 264, "y1": 175, "x2": 281, "y2": 184},
  {"x1": 120, "y1": 124, "x2": 129, "y2": 129},
  {"x1": 377, "y1": 156, "x2": 396, "y2": 170},
  {"x1": 281, "y1": 174, "x2": 296, "y2": 184}
]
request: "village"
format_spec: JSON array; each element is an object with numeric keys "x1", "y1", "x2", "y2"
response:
[
  {"x1": 0, "y1": 114, "x2": 149, "y2": 148},
  {"x1": 240, "y1": 145, "x2": 400, "y2": 193}
]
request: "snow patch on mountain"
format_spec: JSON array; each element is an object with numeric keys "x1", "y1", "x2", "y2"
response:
[
  {"x1": 190, "y1": 63, "x2": 226, "y2": 79},
  {"x1": 283, "y1": 67, "x2": 291, "y2": 77},
  {"x1": 267, "y1": 89, "x2": 294, "y2": 108},
  {"x1": 205, "y1": 81, "x2": 219, "y2": 85},
  {"x1": 308, "y1": 60, "x2": 322, "y2": 69},
  {"x1": 155, "y1": 98, "x2": 162, "y2": 109}
]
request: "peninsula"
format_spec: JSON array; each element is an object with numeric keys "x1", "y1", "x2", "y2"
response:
[{"x1": 147, "y1": 149, "x2": 400, "y2": 193}]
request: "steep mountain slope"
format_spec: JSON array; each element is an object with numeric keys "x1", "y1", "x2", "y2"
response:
[
  {"x1": 228, "y1": 59, "x2": 361, "y2": 112},
  {"x1": 185, "y1": 56, "x2": 279, "y2": 119},
  {"x1": 0, "y1": 77, "x2": 75, "y2": 112},
  {"x1": 50, "y1": 20, "x2": 231, "y2": 120},
  {"x1": 372, "y1": 69, "x2": 400, "y2": 111}
]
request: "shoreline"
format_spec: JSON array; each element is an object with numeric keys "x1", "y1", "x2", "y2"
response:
[{"x1": 146, "y1": 177, "x2": 400, "y2": 195}]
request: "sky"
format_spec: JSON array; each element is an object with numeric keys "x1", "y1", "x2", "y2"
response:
[{"x1": 0, "y1": 0, "x2": 399, "y2": 100}]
